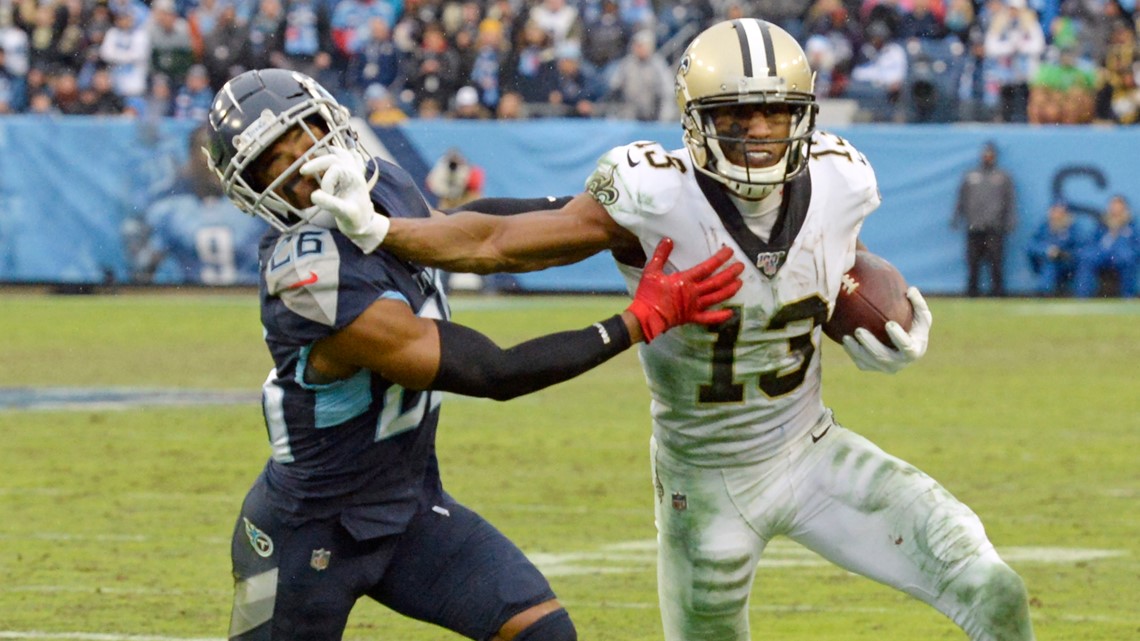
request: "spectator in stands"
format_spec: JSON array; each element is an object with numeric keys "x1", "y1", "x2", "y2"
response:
[
  {"x1": 983, "y1": 0, "x2": 1045, "y2": 123},
  {"x1": 899, "y1": 0, "x2": 947, "y2": 40},
  {"x1": 548, "y1": 41, "x2": 598, "y2": 117},
  {"x1": 344, "y1": 17, "x2": 399, "y2": 110},
  {"x1": 803, "y1": 0, "x2": 857, "y2": 96},
  {"x1": 362, "y1": 82, "x2": 408, "y2": 125},
  {"x1": 1027, "y1": 201, "x2": 1081, "y2": 296},
  {"x1": 466, "y1": 18, "x2": 507, "y2": 111},
  {"x1": 502, "y1": 18, "x2": 557, "y2": 104},
  {"x1": 147, "y1": 0, "x2": 194, "y2": 88},
  {"x1": 172, "y1": 63, "x2": 213, "y2": 120},
  {"x1": 26, "y1": 89, "x2": 55, "y2": 113},
  {"x1": 605, "y1": 28, "x2": 675, "y2": 121},
  {"x1": 246, "y1": 0, "x2": 286, "y2": 70},
  {"x1": 528, "y1": 0, "x2": 581, "y2": 47},
  {"x1": 617, "y1": 0, "x2": 655, "y2": 31},
  {"x1": 952, "y1": 141, "x2": 1017, "y2": 297},
  {"x1": 450, "y1": 84, "x2": 490, "y2": 118},
  {"x1": 188, "y1": 0, "x2": 226, "y2": 59},
  {"x1": 845, "y1": 20, "x2": 907, "y2": 121},
  {"x1": 416, "y1": 95, "x2": 443, "y2": 118},
  {"x1": 77, "y1": 64, "x2": 130, "y2": 115},
  {"x1": 280, "y1": 0, "x2": 334, "y2": 82},
  {"x1": 1096, "y1": 19, "x2": 1140, "y2": 124},
  {"x1": 100, "y1": 7, "x2": 150, "y2": 109},
  {"x1": 406, "y1": 21, "x2": 461, "y2": 112},
  {"x1": 0, "y1": 48, "x2": 13, "y2": 114},
  {"x1": 80, "y1": 2, "x2": 113, "y2": 68},
  {"x1": 140, "y1": 71, "x2": 174, "y2": 119},
  {"x1": 201, "y1": 1, "x2": 249, "y2": 90},
  {"x1": 958, "y1": 24, "x2": 998, "y2": 121},
  {"x1": 1027, "y1": 40, "x2": 1097, "y2": 124},
  {"x1": 581, "y1": 0, "x2": 630, "y2": 78},
  {"x1": 0, "y1": 9, "x2": 29, "y2": 107},
  {"x1": 332, "y1": 0, "x2": 398, "y2": 58},
  {"x1": 27, "y1": 2, "x2": 65, "y2": 72},
  {"x1": 943, "y1": 0, "x2": 975, "y2": 42},
  {"x1": 1074, "y1": 195, "x2": 1138, "y2": 298},
  {"x1": 21, "y1": 64, "x2": 50, "y2": 113},
  {"x1": 495, "y1": 89, "x2": 527, "y2": 118},
  {"x1": 55, "y1": 0, "x2": 87, "y2": 68},
  {"x1": 732, "y1": 0, "x2": 813, "y2": 42},
  {"x1": 50, "y1": 67, "x2": 85, "y2": 115}
]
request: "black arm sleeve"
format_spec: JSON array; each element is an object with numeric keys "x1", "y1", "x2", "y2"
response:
[
  {"x1": 442, "y1": 195, "x2": 575, "y2": 216},
  {"x1": 430, "y1": 314, "x2": 631, "y2": 401}
]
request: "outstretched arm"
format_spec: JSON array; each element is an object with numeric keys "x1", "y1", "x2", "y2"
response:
[
  {"x1": 384, "y1": 193, "x2": 636, "y2": 274},
  {"x1": 307, "y1": 239, "x2": 742, "y2": 400},
  {"x1": 301, "y1": 151, "x2": 639, "y2": 272}
]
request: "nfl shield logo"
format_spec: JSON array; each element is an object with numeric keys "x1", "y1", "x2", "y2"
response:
[
  {"x1": 755, "y1": 251, "x2": 786, "y2": 278},
  {"x1": 671, "y1": 492, "x2": 687, "y2": 511},
  {"x1": 310, "y1": 548, "x2": 331, "y2": 571}
]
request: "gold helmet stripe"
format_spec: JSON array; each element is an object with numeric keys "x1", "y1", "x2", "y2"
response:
[{"x1": 732, "y1": 19, "x2": 777, "y2": 78}]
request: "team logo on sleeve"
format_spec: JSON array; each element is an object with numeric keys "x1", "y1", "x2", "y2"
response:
[
  {"x1": 243, "y1": 517, "x2": 274, "y2": 558},
  {"x1": 586, "y1": 164, "x2": 620, "y2": 206}
]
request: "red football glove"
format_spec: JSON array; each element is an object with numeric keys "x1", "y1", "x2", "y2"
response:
[{"x1": 626, "y1": 238, "x2": 743, "y2": 343}]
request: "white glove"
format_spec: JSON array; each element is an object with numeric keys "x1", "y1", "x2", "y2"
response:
[
  {"x1": 840, "y1": 286, "x2": 932, "y2": 374},
  {"x1": 300, "y1": 148, "x2": 389, "y2": 253}
]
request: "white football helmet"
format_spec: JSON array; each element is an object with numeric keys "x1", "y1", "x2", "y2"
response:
[
  {"x1": 675, "y1": 19, "x2": 818, "y2": 200},
  {"x1": 204, "y1": 68, "x2": 378, "y2": 232}
]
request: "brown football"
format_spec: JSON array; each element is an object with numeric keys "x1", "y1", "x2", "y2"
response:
[{"x1": 823, "y1": 251, "x2": 914, "y2": 345}]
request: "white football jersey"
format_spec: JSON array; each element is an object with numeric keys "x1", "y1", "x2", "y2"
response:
[{"x1": 587, "y1": 131, "x2": 881, "y2": 466}]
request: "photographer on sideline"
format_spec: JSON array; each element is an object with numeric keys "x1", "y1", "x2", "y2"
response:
[{"x1": 425, "y1": 148, "x2": 484, "y2": 210}]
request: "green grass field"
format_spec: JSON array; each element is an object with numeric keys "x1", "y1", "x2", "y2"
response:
[{"x1": 1, "y1": 292, "x2": 1137, "y2": 640}]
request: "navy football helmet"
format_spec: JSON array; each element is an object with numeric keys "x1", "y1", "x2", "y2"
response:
[{"x1": 204, "y1": 68, "x2": 378, "y2": 232}]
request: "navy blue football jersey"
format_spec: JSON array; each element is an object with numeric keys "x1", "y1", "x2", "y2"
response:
[{"x1": 256, "y1": 158, "x2": 449, "y2": 541}]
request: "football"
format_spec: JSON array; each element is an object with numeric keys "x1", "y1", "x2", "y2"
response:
[{"x1": 822, "y1": 251, "x2": 914, "y2": 345}]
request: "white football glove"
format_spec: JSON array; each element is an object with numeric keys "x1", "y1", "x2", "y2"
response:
[
  {"x1": 300, "y1": 148, "x2": 389, "y2": 253},
  {"x1": 840, "y1": 286, "x2": 932, "y2": 374}
]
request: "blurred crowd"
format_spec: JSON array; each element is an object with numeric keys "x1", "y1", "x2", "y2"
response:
[{"x1": 0, "y1": 0, "x2": 1136, "y2": 124}]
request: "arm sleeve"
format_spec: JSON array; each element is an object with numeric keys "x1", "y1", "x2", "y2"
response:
[
  {"x1": 443, "y1": 195, "x2": 575, "y2": 216},
  {"x1": 430, "y1": 314, "x2": 631, "y2": 401}
]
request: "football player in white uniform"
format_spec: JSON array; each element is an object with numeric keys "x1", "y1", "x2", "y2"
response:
[{"x1": 308, "y1": 19, "x2": 1035, "y2": 641}]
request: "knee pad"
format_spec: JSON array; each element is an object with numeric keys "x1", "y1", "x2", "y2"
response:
[{"x1": 512, "y1": 609, "x2": 577, "y2": 641}]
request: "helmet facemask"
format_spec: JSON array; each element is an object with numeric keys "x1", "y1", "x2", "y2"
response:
[
  {"x1": 685, "y1": 92, "x2": 816, "y2": 200},
  {"x1": 675, "y1": 19, "x2": 819, "y2": 201},
  {"x1": 209, "y1": 84, "x2": 378, "y2": 233}
]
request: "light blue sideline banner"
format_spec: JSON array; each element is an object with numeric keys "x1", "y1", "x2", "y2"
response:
[
  {"x1": 0, "y1": 115, "x2": 1137, "y2": 295},
  {"x1": 397, "y1": 120, "x2": 1140, "y2": 295}
]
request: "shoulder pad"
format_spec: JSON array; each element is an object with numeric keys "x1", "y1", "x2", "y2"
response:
[
  {"x1": 264, "y1": 226, "x2": 343, "y2": 326},
  {"x1": 586, "y1": 141, "x2": 685, "y2": 227},
  {"x1": 809, "y1": 131, "x2": 880, "y2": 210}
]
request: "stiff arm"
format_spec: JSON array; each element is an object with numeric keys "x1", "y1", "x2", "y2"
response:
[{"x1": 386, "y1": 193, "x2": 643, "y2": 274}]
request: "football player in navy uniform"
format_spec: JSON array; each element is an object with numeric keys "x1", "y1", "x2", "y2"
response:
[
  {"x1": 204, "y1": 68, "x2": 743, "y2": 641},
  {"x1": 317, "y1": 20, "x2": 1035, "y2": 641}
]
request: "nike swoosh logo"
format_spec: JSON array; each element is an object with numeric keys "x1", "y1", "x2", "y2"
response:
[
  {"x1": 286, "y1": 271, "x2": 319, "y2": 289},
  {"x1": 626, "y1": 148, "x2": 641, "y2": 167},
  {"x1": 811, "y1": 424, "x2": 831, "y2": 443}
]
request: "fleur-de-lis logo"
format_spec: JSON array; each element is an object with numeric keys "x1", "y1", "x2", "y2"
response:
[{"x1": 586, "y1": 165, "x2": 620, "y2": 206}]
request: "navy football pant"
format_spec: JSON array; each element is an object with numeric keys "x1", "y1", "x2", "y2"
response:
[{"x1": 229, "y1": 475, "x2": 556, "y2": 640}]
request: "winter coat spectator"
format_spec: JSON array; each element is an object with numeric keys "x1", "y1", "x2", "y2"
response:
[
  {"x1": 147, "y1": 0, "x2": 195, "y2": 87},
  {"x1": 1027, "y1": 201, "x2": 1082, "y2": 296},
  {"x1": 605, "y1": 28, "x2": 675, "y2": 121},
  {"x1": 1074, "y1": 195, "x2": 1138, "y2": 298},
  {"x1": 983, "y1": 0, "x2": 1045, "y2": 122}
]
